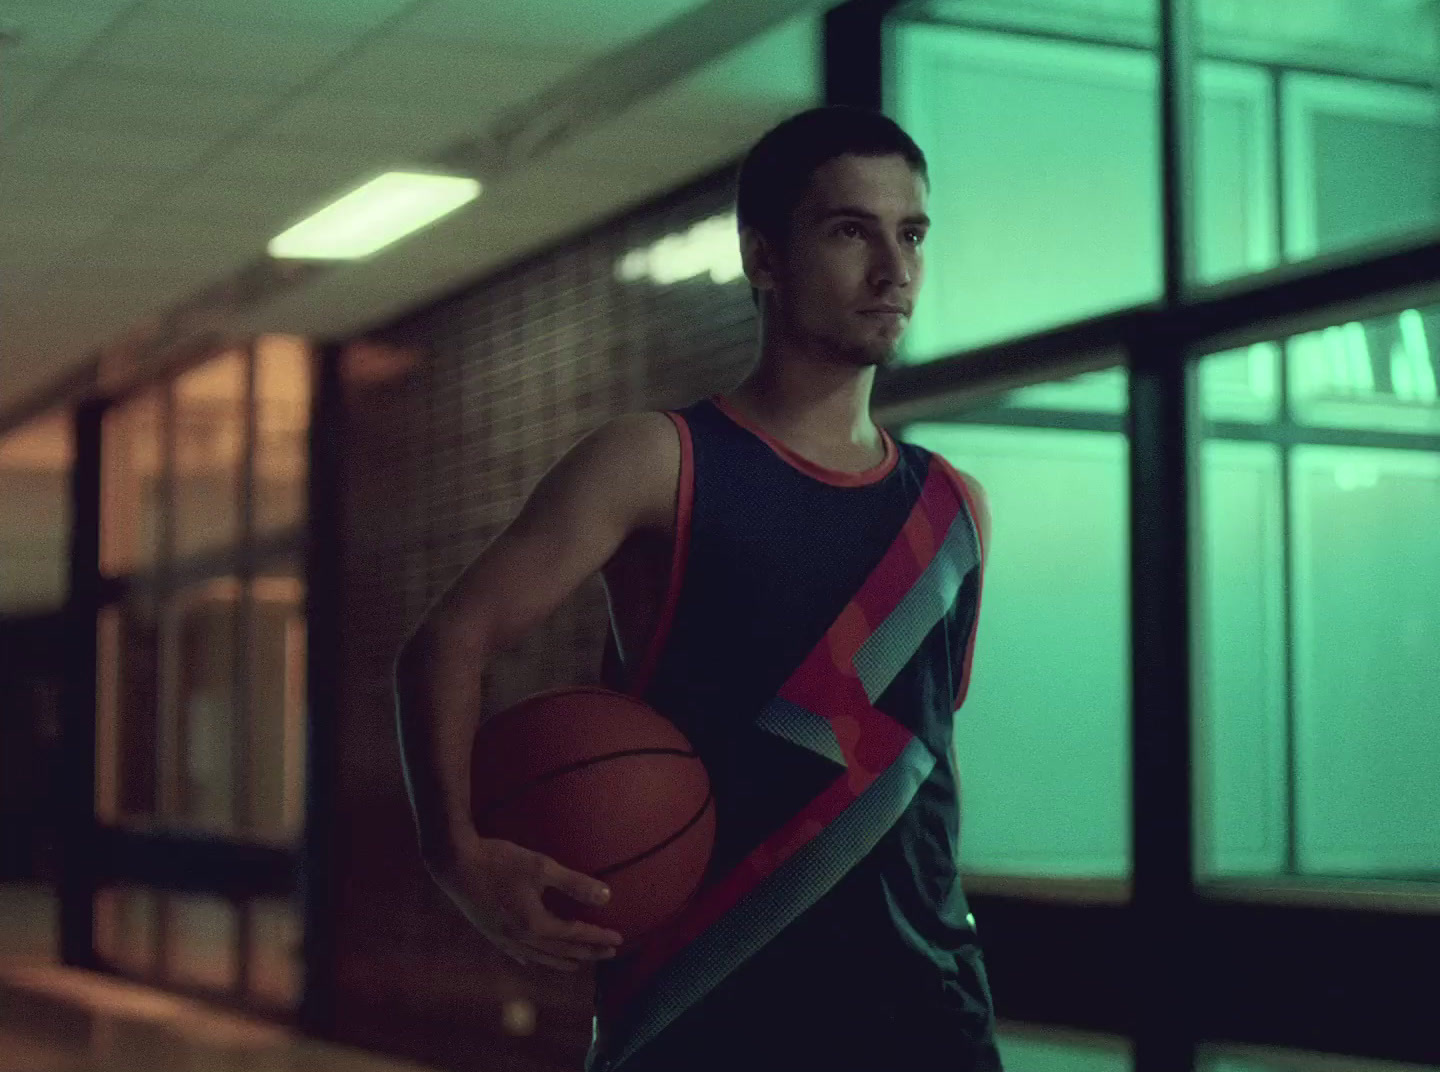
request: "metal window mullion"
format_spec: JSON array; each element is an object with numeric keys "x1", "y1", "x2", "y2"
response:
[
  {"x1": 155, "y1": 378, "x2": 178, "y2": 983},
  {"x1": 1130, "y1": 2, "x2": 1199, "y2": 1071},
  {"x1": 60, "y1": 399, "x2": 104, "y2": 969},
  {"x1": 235, "y1": 341, "x2": 257, "y2": 834},
  {"x1": 824, "y1": 0, "x2": 904, "y2": 111},
  {"x1": 234, "y1": 339, "x2": 258, "y2": 998},
  {"x1": 1269, "y1": 63, "x2": 1302, "y2": 881},
  {"x1": 299, "y1": 341, "x2": 343, "y2": 1034}
]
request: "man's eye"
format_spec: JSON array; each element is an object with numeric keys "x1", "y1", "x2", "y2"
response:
[
  {"x1": 905, "y1": 230, "x2": 926, "y2": 246},
  {"x1": 836, "y1": 223, "x2": 862, "y2": 238}
]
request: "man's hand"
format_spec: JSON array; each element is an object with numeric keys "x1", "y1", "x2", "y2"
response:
[{"x1": 426, "y1": 830, "x2": 626, "y2": 972}]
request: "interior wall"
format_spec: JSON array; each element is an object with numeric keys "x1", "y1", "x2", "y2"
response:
[{"x1": 330, "y1": 164, "x2": 758, "y2": 1072}]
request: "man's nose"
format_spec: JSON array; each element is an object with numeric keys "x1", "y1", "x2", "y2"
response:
[{"x1": 870, "y1": 237, "x2": 911, "y2": 288}]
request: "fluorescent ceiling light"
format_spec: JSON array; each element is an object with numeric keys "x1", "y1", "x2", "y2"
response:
[
  {"x1": 616, "y1": 212, "x2": 744, "y2": 286},
  {"x1": 268, "y1": 171, "x2": 481, "y2": 260}
]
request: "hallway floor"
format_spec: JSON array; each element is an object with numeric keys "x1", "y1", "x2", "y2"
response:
[
  {"x1": 0, "y1": 959, "x2": 440, "y2": 1072},
  {"x1": 3, "y1": 884, "x2": 1435, "y2": 1072}
]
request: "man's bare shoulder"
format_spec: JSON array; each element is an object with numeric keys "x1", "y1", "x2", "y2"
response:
[
  {"x1": 601, "y1": 409, "x2": 679, "y2": 445},
  {"x1": 591, "y1": 410, "x2": 681, "y2": 469},
  {"x1": 587, "y1": 410, "x2": 682, "y2": 528}
]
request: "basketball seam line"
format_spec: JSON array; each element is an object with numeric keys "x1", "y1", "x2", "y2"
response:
[
  {"x1": 592, "y1": 790, "x2": 714, "y2": 880},
  {"x1": 474, "y1": 747, "x2": 698, "y2": 820}
]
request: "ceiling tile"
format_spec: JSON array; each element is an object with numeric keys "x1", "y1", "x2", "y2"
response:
[
  {"x1": 251, "y1": 91, "x2": 496, "y2": 160},
  {"x1": 136, "y1": 0, "x2": 419, "y2": 33},
  {"x1": 225, "y1": 12, "x2": 824, "y2": 341},
  {"x1": 0, "y1": 61, "x2": 65, "y2": 133},
  {"x1": 303, "y1": 35, "x2": 575, "y2": 117},
  {"x1": 391, "y1": 0, "x2": 707, "y2": 53},
  {"x1": 0, "y1": 205, "x2": 117, "y2": 259},
  {"x1": 0, "y1": 0, "x2": 829, "y2": 416},
  {"x1": 35, "y1": 67, "x2": 280, "y2": 137},
  {"x1": 554, "y1": 12, "x2": 822, "y2": 168},
  {"x1": 59, "y1": 231, "x2": 249, "y2": 297},
  {"x1": 0, "y1": 4, "x2": 127, "y2": 65},
  {"x1": 674, "y1": 12, "x2": 822, "y2": 111},
  {"x1": 85, "y1": 9, "x2": 370, "y2": 93},
  {"x1": 0, "y1": 124, "x2": 215, "y2": 180},
  {"x1": 1, "y1": 166, "x2": 152, "y2": 252}
]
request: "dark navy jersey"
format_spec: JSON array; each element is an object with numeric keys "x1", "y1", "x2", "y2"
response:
[{"x1": 588, "y1": 394, "x2": 1002, "y2": 1072}]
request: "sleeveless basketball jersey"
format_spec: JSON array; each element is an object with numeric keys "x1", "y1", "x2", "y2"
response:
[{"x1": 587, "y1": 394, "x2": 1001, "y2": 1072}]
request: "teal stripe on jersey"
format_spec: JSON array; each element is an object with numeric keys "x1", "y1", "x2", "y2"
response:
[
  {"x1": 852, "y1": 506, "x2": 979, "y2": 706},
  {"x1": 607, "y1": 734, "x2": 938, "y2": 1070},
  {"x1": 753, "y1": 697, "x2": 848, "y2": 766}
]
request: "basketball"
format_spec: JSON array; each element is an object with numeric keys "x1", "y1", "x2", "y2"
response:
[{"x1": 470, "y1": 686, "x2": 716, "y2": 943}]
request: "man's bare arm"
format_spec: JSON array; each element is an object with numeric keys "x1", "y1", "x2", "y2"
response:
[{"x1": 392, "y1": 410, "x2": 680, "y2": 864}]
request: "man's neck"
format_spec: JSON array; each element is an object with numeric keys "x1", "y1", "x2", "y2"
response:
[{"x1": 724, "y1": 342, "x2": 882, "y2": 455}]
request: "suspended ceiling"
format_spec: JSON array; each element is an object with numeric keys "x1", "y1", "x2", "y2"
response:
[{"x1": 0, "y1": 0, "x2": 826, "y2": 421}]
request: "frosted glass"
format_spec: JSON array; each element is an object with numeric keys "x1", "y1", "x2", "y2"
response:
[
  {"x1": 1194, "y1": 440, "x2": 1288, "y2": 877},
  {"x1": 1291, "y1": 446, "x2": 1440, "y2": 877},
  {"x1": 901, "y1": 422, "x2": 1132, "y2": 877},
  {"x1": 892, "y1": 25, "x2": 1161, "y2": 363}
]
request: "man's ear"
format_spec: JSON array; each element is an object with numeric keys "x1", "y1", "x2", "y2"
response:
[{"x1": 740, "y1": 226, "x2": 779, "y2": 297}]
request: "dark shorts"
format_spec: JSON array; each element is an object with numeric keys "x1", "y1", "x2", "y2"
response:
[{"x1": 588, "y1": 949, "x2": 1004, "y2": 1072}]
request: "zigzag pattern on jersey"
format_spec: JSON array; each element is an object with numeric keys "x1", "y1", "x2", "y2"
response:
[{"x1": 597, "y1": 459, "x2": 981, "y2": 1070}]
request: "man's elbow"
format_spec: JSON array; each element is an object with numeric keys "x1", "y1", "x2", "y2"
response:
[{"x1": 394, "y1": 611, "x2": 490, "y2": 684}]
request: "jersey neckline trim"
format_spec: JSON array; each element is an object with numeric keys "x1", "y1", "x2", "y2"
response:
[{"x1": 707, "y1": 393, "x2": 900, "y2": 488}]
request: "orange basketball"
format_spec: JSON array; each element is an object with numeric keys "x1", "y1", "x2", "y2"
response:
[{"x1": 470, "y1": 686, "x2": 716, "y2": 943}]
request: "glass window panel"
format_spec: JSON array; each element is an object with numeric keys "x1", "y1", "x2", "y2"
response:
[
  {"x1": 165, "y1": 892, "x2": 237, "y2": 993},
  {"x1": 1195, "y1": 0, "x2": 1440, "y2": 285},
  {"x1": 94, "y1": 886, "x2": 156, "y2": 977},
  {"x1": 174, "y1": 351, "x2": 245, "y2": 562},
  {"x1": 1291, "y1": 445, "x2": 1440, "y2": 878},
  {"x1": 96, "y1": 591, "x2": 160, "y2": 825},
  {"x1": 1193, "y1": 439, "x2": 1288, "y2": 877},
  {"x1": 1001, "y1": 367, "x2": 1129, "y2": 415},
  {"x1": 1199, "y1": 344, "x2": 1281, "y2": 424},
  {"x1": 901, "y1": 416, "x2": 1132, "y2": 878},
  {"x1": 247, "y1": 571, "x2": 306, "y2": 843},
  {"x1": 891, "y1": 14, "x2": 1162, "y2": 362},
  {"x1": 1197, "y1": 325, "x2": 1440, "y2": 885},
  {"x1": 100, "y1": 391, "x2": 162, "y2": 579},
  {"x1": 249, "y1": 897, "x2": 302, "y2": 1009},
  {"x1": 254, "y1": 335, "x2": 311, "y2": 538},
  {"x1": 1200, "y1": 1041, "x2": 1440, "y2": 1072},
  {"x1": 1285, "y1": 75, "x2": 1440, "y2": 263},
  {"x1": 998, "y1": 1024, "x2": 1134, "y2": 1071},
  {"x1": 0, "y1": 411, "x2": 72, "y2": 612},
  {"x1": 164, "y1": 578, "x2": 240, "y2": 835},
  {"x1": 1288, "y1": 306, "x2": 1440, "y2": 434},
  {"x1": 899, "y1": 3, "x2": 1440, "y2": 305},
  {"x1": 1194, "y1": 61, "x2": 1279, "y2": 287}
]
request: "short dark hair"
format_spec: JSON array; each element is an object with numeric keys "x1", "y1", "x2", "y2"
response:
[
  {"x1": 735, "y1": 106, "x2": 928, "y2": 305},
  {"x1": 737, "y1": 105, "x2": 927, "y2": 305}
]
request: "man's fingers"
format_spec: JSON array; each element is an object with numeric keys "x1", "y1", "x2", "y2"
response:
[
  {"x1": 540, "y1": 856, "x2": 611, "y2": 908},
  {"x1": 526, "y1": 935, "x2": 619, "y2": 962},
  {"x1": 531, "y1": 913, "x2": 625, "y2": 947}
]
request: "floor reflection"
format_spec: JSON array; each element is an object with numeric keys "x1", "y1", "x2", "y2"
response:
[
  {"x1": 0, "y1": 962, "x2": 437, "y2": 1072},
  {"x1": 3, "y1": 883, "x2": 1435, "y2": 1072}
]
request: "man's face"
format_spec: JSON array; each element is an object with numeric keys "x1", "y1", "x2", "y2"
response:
[{"x1": 746, "y1": 153, "x2": 929, "y2": 368}]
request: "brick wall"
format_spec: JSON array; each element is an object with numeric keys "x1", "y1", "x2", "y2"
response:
[{"x1": 330, "y1": 163, "x2": 757, "y2": 1071}]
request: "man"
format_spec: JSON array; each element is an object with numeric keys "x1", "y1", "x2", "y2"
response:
[{"x1": 394, "y1": 106, "x2": 1001, "y2": 1071}]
